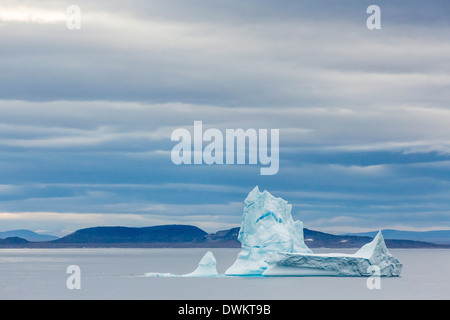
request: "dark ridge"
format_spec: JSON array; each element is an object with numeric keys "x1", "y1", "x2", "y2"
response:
[
  {"x1": 303, "y1": 228, "x2": 446, "y2": 249},
  {"x1": 0, "y1": 237, "x2": 30, "y2": 245},
  {"x1": 0, "y1": 225, "x2": 448, "y2": 249},
  {"x1": 53, "y1": 225, "x2": 207, "y2": 244}
]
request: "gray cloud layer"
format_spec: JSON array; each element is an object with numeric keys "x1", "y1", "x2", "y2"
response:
[{"x1": 0, "y1": 0, "x2": 449, "y2": 233}]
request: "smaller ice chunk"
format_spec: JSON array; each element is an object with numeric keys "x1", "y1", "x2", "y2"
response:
[
  {"x1": 263, "y1": 231, "x2": 403, "y2": 277},
  {"x1": 145, "y1": 251, "x2": 219, "y2": 277},
  {"x1": 183, "y1": 251, "x2": 219, "y2": 277}
]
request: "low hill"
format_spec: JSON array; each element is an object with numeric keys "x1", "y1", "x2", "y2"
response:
[
  {"x1": 0, "y1": 230, "x2": 58, "y2": 242},
  {"x1": 198, "y1": 227, "x2": 448, "y2": 249},
  {"x1": 53, "y1": 225, "x2": 207, "y2": 245},
  {"x1": 0, "y1": 237, "x2": 30, "y2": 245}
]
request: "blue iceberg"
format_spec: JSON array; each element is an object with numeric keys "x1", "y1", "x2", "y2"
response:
[
  {"x1": 225, "y1": 186, "x2": 312, "y2": 275},
  {"x1": 226, "y1": 187, "x2": 402, "y2": 277}
]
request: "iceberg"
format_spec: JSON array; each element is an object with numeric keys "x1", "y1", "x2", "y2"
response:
[
  {"x1": 145, "y1": 187, "x2": 402, "y2": 278},
  {"x1": 263, "y1": 231, "x2": 402, "y2": 277},
  {"x1": 226, "y1": 187, "x2": 402, "y2": 277},
  {"x1": 183, "y1": 251, "x2": 219, "y2": 277},
  {"x1": 225, "y1": 186, "x2": 312, "y2": 276},
  {"x1": 146, "y1": 251, "x2": 219, "y2": 277}
]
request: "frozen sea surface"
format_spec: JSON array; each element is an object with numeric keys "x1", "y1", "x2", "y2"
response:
[{"x1": 0, "y1": 248, "x2": 448, "y2": 300}]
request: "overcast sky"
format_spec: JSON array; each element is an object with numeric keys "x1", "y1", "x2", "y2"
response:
[{"x1": 0, "y1": 0, "x2": 450, "y2": 236}]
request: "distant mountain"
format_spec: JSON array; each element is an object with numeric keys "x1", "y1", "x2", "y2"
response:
[
  {"x1": 53, "y1": 225, "x2": 207, "y2": 245},
  {"x1": 202, "y1": 227, "x2": 448, "y2": 249},
  {"x1": 203, "y1": 227, "x2": 240, "y2": 247},
  {"x1": 302, "y1": 228, "x2": 445, "y2": 249},
  {"x1": 0, "y1": 230, "x2": 58, "y2": 242},
  {"x1": 342, "y1": 229, "x2": 450, "y2": 245},
  {"x1": 0, "y1": 237, "x2": 30, "y2": 245},
  {"x1": 0, "y1": 225, "x2": 448, "y2": 248}
]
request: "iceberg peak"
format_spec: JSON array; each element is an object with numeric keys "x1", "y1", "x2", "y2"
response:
[
  {"x1": 184, "y1": 251, "x2": 219, "y2": 277},
  {"x1": 355, "y1": 230, "x2": 386, "y2": 259}
]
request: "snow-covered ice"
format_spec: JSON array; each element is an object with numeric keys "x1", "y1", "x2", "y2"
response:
[{"x1": 183, "y1": 251, "x2": 219, "y2": 277}]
